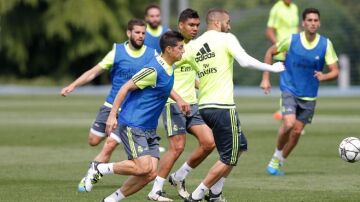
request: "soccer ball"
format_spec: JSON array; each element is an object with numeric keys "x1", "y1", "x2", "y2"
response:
[{"x1": 338, "y1": 137, "x2": 360, "y2": 163}]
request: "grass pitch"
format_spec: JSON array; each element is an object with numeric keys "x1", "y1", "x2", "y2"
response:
[{"x1": 0, "y1": 94, "x2": 359, "y2": 202}]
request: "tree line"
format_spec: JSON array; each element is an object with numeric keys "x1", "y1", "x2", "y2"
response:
[{"x1": 0, "y1": 0, "x2": 359, "y2": 85}]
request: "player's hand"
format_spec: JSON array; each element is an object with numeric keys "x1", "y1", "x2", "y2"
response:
[
  {"x1": 60, "y1": 85, "x2": 75, "y2": 97},
  {"x1": 106, "y1": 113, "x2": 118, "y2": 135},
  {"x1": 271, "y1": 62, "x2": 285, "y2": 73},
  {"x1": 260, "y1": 79, "x2": 271, "y2": 94},
  {"x1": 176, "y1": 99, "x2": 191, "y2": 116},
  {"x1": 314, "y1": 71, "x2": 325, "y2": 81}
]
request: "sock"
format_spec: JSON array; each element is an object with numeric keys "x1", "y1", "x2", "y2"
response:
[
  {"x1": 104, "y1": 189, "x2": 125, "y2": 202},
  {"x1": 173, "y1": 162, "x2": 193, "y2": 181},
  {"x1": 210, "y1": 177, "x2": 225, "y2": 195},
  {"x1": 97, "y1": 163, "x2": 114, "y2": 175},
  {"x1": 150, "y1": 176, "x2": 166, "y2": 195},
  {"x1": 192, "y1": 183, "x2": 208, "y2": 200},
  {"x1": 274, "y1": 149, "x2": 284, "y2": 162}
]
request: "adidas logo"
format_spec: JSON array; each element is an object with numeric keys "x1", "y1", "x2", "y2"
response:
[{"x1": 195, "y1": 43, "x2": 215, "y2": 62}]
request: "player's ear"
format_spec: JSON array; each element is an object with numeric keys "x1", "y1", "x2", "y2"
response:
[
  {"x1": 178, "y1": 22, "x2": 183, "y2": 30},
  {"x1": 126, "y1": 30, "x2": 131, "y2": 38}
]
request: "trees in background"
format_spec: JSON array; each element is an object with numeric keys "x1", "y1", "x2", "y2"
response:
[{"x1": 0, "y1": 0, "x2": 359, "y2": 85}]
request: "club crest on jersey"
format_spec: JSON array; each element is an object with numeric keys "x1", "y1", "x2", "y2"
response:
[{"x1": 195, "y1": 43, "x2": 215, "y2": 62}]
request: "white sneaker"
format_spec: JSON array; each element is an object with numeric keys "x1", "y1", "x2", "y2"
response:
[
  {"x1": 83, "y1": 161, "x2": 103, "y2": 192},
  {"x1": 148, "y1": 190, "x2": 173, "y2": 201},
  {"x1": 168, "y1": 173, "x2": 189, "y2": 199}
]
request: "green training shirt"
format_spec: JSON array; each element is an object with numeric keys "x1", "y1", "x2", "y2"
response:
[
  {"x1": 267, "y1": 0, "x2": 299, "y2": 61},
  {"x1": 184, "y1": 30, "x2": 245, "y2": 109},
  {"x1": 167, "y1": 41, "x2": 198, "y2": 104}
]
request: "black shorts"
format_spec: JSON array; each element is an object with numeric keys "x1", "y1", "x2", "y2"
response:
[{"x1": 200, "y1": 108, "x2": 247, "y2": 166}]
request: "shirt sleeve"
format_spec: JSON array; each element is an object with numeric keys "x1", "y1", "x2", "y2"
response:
[
  {"x1": 226, "y1": 33, "x2": 280, "y2": 72},
  {"x1": 98, "y1": 44, "x2": 116, "y2": 70},
  {"x1": 325, "y1": 39, "x2": 338, "y2": 65},
  {"x1": 276, "y1": 35, "x2": 292, "y2": 53},
  {"x1": 267, "y1": 5, "x2": 278, "y2": 28},
  {"x1": 132, "y1": 68, "x2": 157, "y2": 89}
]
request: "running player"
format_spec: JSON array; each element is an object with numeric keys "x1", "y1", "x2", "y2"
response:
[
  {"x1": 148, "y1": 8, "x2": 215, "y2": 202},
  {"x1": 182, "y1": 9, "x2": 285, "y2": 202},
  {"x1": 82, "y1": 31, "x2": 184, "y2": 202},
  {"x1": 261, "y1": 8, "x2": 339, "y2": 176},
  {"x1": 144, "y1": 4, "x2": 169, "y2": 53},
  {"x1": 263, "y1": 0, "x2": 299, "y2": 120},
  {"x1": 60, "y1": 18, "x2": 157, "y2": 192}
]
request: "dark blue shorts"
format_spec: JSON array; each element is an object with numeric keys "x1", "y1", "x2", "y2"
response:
[
  {"x1": 199, "y1": 108, "x2": 247, "y2": 166},
  {"x1": 91, "y1": 105, "x2": 121, "y2": 143},
  {"x1": 281, "y1": 92, "x2": 316, "y2": 124},
  {"x1": 116, "y1": 124, "x2": 160, "y2": 160},
  {"x1": 162, "y1": 103, "x2": 205, "y2": 137}
]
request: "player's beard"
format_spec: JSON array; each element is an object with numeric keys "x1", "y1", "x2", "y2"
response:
[
  {"x1": 129, "y1": 37, "x2": 143, "y2": 50},
  {"x1": 147, "y1": 21, "x2": 160, "y2": 29},
  {"x1": 221, "y1": 24, "x2": 229, "y2": 33}
]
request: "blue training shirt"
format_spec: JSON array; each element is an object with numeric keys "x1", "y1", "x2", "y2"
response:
[
  {"x1": 105, "y1": 43, "x2": 155, "y2": 104},
  {"x1": 119, "y1": 56, "x2": 174, "y2": 129},
  {"x1": 281, "y1": 33, "x2": 327, "y2": 98},
  {"x1": 144, "y1": 26, "x2": 168, "y2": 54}
]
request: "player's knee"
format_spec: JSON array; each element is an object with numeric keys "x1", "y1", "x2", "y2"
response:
[
  {"x1": 201, "y1": 140, "x2": 215, "y2": 152},
  {"x1": 173, "y1": 144, "x2": 185, "y2": 156},
  {"x1": 169, "y1": 141, "x2": 185, "y2": 156},
  {"x1": 283, "y1": 121, "x2": 295, "y2": 130},
  {"x1": 88, "y1": 135, "x2": 102, "y2": 146},
  {"x1": 134, "y1": 162, "x2": 152, "y2": 176},
  {"x1": 147, "y1": 169, "x2": 157, "y2": 181}
]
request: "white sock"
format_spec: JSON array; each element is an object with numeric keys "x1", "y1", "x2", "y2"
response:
[
  {"x1": 150, "y1": 176, "x2": 166, "y2": 195},
  {"x1": 173, "y1": 162, "x2": 193, "y2": 181},
  {"x1": 274, "y1": 149, "x2": 284, "y2": 162},
  {"x1": 104, "y1": 189, "x2": 125, "y2": 202},
  {"x1": 192, "y1": 182, "x2": 208, "y2": 200},
  {"x1": 97, "y1": 163, "x2": 114, "y2": 175},
  {"x1": 210, "y1": 177, "x2": 225, "y2": 195}
]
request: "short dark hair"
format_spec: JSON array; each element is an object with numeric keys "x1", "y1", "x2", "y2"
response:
[
  {"x1": 160, "y1": 31, "x2": 184, "y2": 53},
  {"x1": 302, "y1": 8, "x2": 320, "y2": 20},
  {"x1": 178, "y1": 8, "x2": 199, "y2": 23},
  {"x1": 145, "y1": 4, "x2": 161, "y2": 16},
  {"x1": 206, "y1": 8, "x2": 229, "y2": 24},
  {"x1": 127, "y1": 18, "x2": 146, "y2": 31}
]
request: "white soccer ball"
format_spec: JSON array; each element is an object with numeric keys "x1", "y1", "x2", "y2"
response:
[{"x1": 338, "y1": 137, "x2": 360, "y2": 163}]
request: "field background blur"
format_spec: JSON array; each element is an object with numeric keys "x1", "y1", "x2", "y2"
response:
[{"x1": 0, "y1": 0, "x2": 359, "y2": 201}]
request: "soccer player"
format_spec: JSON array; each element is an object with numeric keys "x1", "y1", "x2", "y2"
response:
[
  {"x1": 261, "y1": 8, "x2": 339, "y2": 176},
  {"x1": 60, "y1": 18, "x2": 157, "y2": 191},
  {"x1": 147, "y1": 9, "x2": 215, "y2": 202},
  {"x1": 182, "y1": 9, "x2": 285, "y2": 202},
  {"x1": 144, "y1": 4, "x2": 169, "y2": 53},
  {"x1": 81, "y1": 31, "x2": 184, "y2": 202},
  {"x1": 264, "y1": 0, "x2": 299, "y2": 120}
]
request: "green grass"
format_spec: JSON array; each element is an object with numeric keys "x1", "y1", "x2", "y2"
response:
[{"x1": 0, "y1": 94, "x2": 359, "y2": 202}]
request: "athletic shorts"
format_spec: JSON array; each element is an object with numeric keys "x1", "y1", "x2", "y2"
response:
[
  {"x1": 90, "y1": 105, "x2": 121, "y2": 143},
  {"x1": 281, "y1": 92, "x2": 316, "y2": 124},
  {"x1": 117, "y1": 124, "x2": 160, "y2": 160},
  {"x1": 162, "y1": 103, "x2": 205, "y2": 137},
  {"x1": 199, "y1": 108, "x2": 248, "y2": 166}
]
